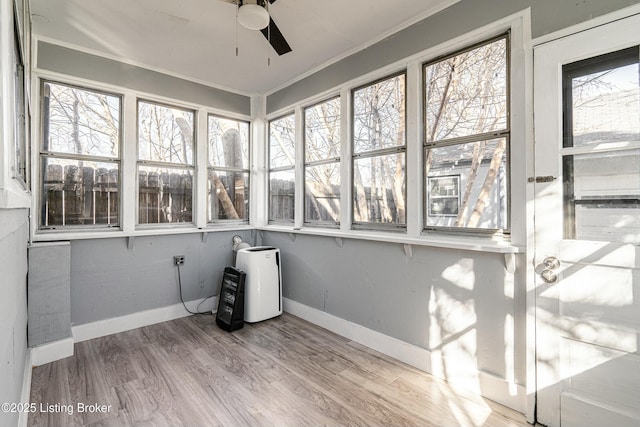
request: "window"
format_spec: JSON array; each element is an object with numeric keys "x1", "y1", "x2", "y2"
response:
[
  {"x1": 269, "y1": 113, "x2": 296, "y2": 223},
  {"x1": 562, "y1": 46, "x2": 640, "y2": 243},
  {"x1": 424, "y1": 34, "x2": 509, "y2": 232},
  {"x1": 137, "y1": 100, "x2": 194, "y2": 225},
  {"x1": 208, "y1": 115, "x2": 250, "y2": 222},
  {"x1": 304, "y1": 97, "x2": 340, "y2": 225},
  {"x1": 40, "y1": 81, "x2": 121, "y2": 229},
  {"x1": 352, "y1": 73, "x2": 406, "y2": 229},
  {"x1": 428, "y1": 175, "x2": 460, "y2": 216}
]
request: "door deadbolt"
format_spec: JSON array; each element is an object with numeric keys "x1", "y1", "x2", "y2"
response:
[{"x1": 543, "y1": 256, "x2": 560, "y2": 270}]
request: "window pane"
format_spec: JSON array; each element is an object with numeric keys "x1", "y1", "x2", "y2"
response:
[
  {"x1": 571, "y1": 63, "x2": 639, "y2": 147},
  {"x1": 270, "y1": 114, "x2": 295, "y2": 168},
  {"x1": 138, "y1": 101, "x2": 194, "y2": 165},
  {"x1": 305, "y1": 162, "x2": 340, "y2": 223},
  {"x1": 208, "y1": 170, "x2": 249, "y2": 222},
  {"x1": 208, "y1": 116, "x2": 249, "y2": 168},
  {"x1": 41, "y1": 157, "x2": 119, "y2": 228},
  {"x1": 43, "y1": 82, "x2": 120, "y2": 158},
  {"x1": 425, "y1": 138, "x2": 507, "y2": 229},
  {"x1": 563, "y1": 149, "x2": 640, "y2": 244},
  {"x1": 305, "y1": 98, "x2": 340, "y2": 162},
  {"x1": 269, "y1": 169, "x2": 295, "y2": 222},
  {"x1": 138, "y1": 166, "x2": 193, "y2": 224},
  {"x1": 353, "y1": 153, "x2": 406, "y2": 225},
  {"x1": 353, "y1": 74, "x2": 406, "y2": 153},
  {"x1": 425, "y1": 37, "x2": 507, "y2": 142}
]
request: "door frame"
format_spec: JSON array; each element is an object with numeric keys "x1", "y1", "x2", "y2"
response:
[{"x1": 530, "y1": 6, "x2": 640, "y2": 426}]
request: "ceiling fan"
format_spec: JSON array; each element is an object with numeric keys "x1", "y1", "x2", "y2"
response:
[{"x1": 220, "y1": 0, "x2": 292, "y2": 56}]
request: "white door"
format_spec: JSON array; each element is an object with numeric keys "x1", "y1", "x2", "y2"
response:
[{"x1": 534, "y1": 13, "x2": 640, "y2": 427}]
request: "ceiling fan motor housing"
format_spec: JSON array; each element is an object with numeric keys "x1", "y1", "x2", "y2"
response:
[{"x1": 238, "y1": 1, "x2": 270, "y2": 30}]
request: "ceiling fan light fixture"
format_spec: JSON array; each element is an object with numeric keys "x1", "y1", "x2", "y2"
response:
[{"x1": 237, "y1": 4, "x2": 270, "y2": 31}]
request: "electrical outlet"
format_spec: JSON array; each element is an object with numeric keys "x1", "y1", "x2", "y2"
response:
[{"x1": 174, "y1": 255, "x2": 185, "y2": 266}]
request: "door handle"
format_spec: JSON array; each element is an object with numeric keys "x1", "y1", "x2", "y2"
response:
[
  {"x1": 541, "y1": 269, "x2": 558, "y2": 284},
  {"x1": 537, "y1": 256, "x2": 560, "y2": 284},
  {"x1": 543, "y1": 256, "x2": 560, "y2": 270}
]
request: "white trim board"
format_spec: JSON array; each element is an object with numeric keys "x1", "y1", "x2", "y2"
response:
[
  {"x1": 72, "y1": 297, "x2": 218, "y2": 343},
  {"x1": 30, "y1": 337, "x2": 74, "y2": 367},
  {"x1": 283, "y1": 297, "x2": 526, "y2": 413},
  {"x1": 28, "y1": 297, "x2": 218, "y2": 367},
  {"x1": 18, "y1": 350, "x2": 33, "y2": 427}
]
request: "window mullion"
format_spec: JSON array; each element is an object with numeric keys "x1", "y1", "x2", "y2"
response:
[
  {"x1": 304, "y1": 157, "x2": 340, "y2": 167},
  {"x1": 406, "y1": 61, "x2": 422, "y2": 236},
  {"x1": 196, "y1": 109, "x2": 208, "y2": 228},
  {"x1": 40, "y1": 152, "x2": 120, "y2": 164},
  {"x1": 426, "y1": 129, "x2": 510, "y2": 148},
  {"x1": 340, "y1": 87, "x2": 351, "y2": 232},
  {"x1": 122, "y1": 93, "x2": 137, "y2": 234},
  {"x1": 352, "y1": 145, "x2": 406, "y2": 160},
  {"x1": 294, "y1": 105, "x2": 305, "y2": 228}
]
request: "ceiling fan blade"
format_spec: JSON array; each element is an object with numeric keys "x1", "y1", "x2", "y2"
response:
[{"x1": 260, "y1": 17, "x2": 292, "y2": 55}]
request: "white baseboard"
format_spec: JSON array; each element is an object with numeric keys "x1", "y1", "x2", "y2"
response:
[
  {"x1": 72, "y1": 297, "x2": 218, "y2": 343},
  {"x1": 17, "y1": 349, "x2": 32, "y2": 427},
  {"x1": 283, "y1": 297, "x2": 526, "y2": 413},
  {"x1": 31, "y1": 337, "x2": 74, "y2": 367},
  {"x1": 283, "y1": 297, "x2": 432, "y2": 372},
  {"x1": 27, "y1": 297, "x2": 218, "y2": 368}
]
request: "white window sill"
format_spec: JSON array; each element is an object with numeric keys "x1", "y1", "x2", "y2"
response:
[
  {"x1": 256, "y1": 225, "x2": 524, "y2": 254},
  {"x1": 32, "y1": 223, "x2": 254, "y2": 242},
  {"x1": 32, "y1": 222, "x2": 523, "y2": 254}
]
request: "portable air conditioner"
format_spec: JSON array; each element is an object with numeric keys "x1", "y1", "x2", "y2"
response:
[{"x1": 235, "y1": 246, "x2": 282, "y2": 323}]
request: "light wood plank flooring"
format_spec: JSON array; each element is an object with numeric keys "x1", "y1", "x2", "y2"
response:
[{"x1": 28, "y1": 313, "x2": 530, "y2": 426}]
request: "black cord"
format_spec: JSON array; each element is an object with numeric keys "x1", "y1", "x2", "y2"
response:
[{"x1": 176, "y1": 264, "x2": 216, "y2": 315}]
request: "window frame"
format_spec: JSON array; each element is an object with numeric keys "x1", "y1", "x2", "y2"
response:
[
  {"x1": 38, "y1": 79, "x2": 124, "y2": 231},
  {"x1": 136, "y1": 98, "x2": 196, "y2": 227},
  {"x1": 351, "y1": 71, "x2": 408, "y2": 231},
  {"x1": 427, "y1": 175, "x2": 461, "y2": 217},
  {"x1": 268, "y1": 112, "x2": 296, "y2": 224},
  {"x1": 207, "y1": 113, "x2": 251, "y2": 224},
  {"x1": 303, "y1": 95, "x2": 341, "y2": 227},
  {"x1": 422, "y1": 32, "x2": 511, "y2": 236},
  {"x1": 12, "y1": 12, "x2": 28, "y2": 189}
]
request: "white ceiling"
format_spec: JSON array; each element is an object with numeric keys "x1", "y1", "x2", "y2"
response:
[{"x1": 30, "y1": 0, "x2": 456, "y2": 94}]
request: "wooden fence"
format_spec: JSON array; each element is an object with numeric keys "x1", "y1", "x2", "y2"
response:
[
  {"x1": 138, "y1": 170, "x2": 192, "y2": 224},
  {"x1": 43, "y1": 164, "x2": 118, "y2": 227},
  {"x1": 43, "y1": 164, "x2": 398, "y2": 227}
]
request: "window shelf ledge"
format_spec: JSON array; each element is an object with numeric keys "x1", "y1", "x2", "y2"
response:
[
  {"x1": 32, "y1": 224, "x2": 254, "y2": 242},
  {"x1": 0, "y1": 186, "x2": 31, "y2": 210},
  {"x1": 256, "y1": 225, "x2": 524, "y2": 254}
]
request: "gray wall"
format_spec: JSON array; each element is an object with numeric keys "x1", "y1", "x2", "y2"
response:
[
  {"x1": 0, "y1": 210, "x2": 29, "y2": 427},
  {"x1": 70, "y1": 230, "x2": 253, "y2": 325},
  {"x1": 37, "y1": 41, "x2": 251, "y2": 115},
  {"x1": 262, "y1": 231, "x2": 527, "y2": 386},
  {"x1": 267, "y1": 0, "x2": 640, "y2": 112}
]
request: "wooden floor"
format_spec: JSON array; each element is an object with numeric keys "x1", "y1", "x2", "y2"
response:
[{"x1": 29, "y1": 313, "x2": 530, "y2": 427}]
